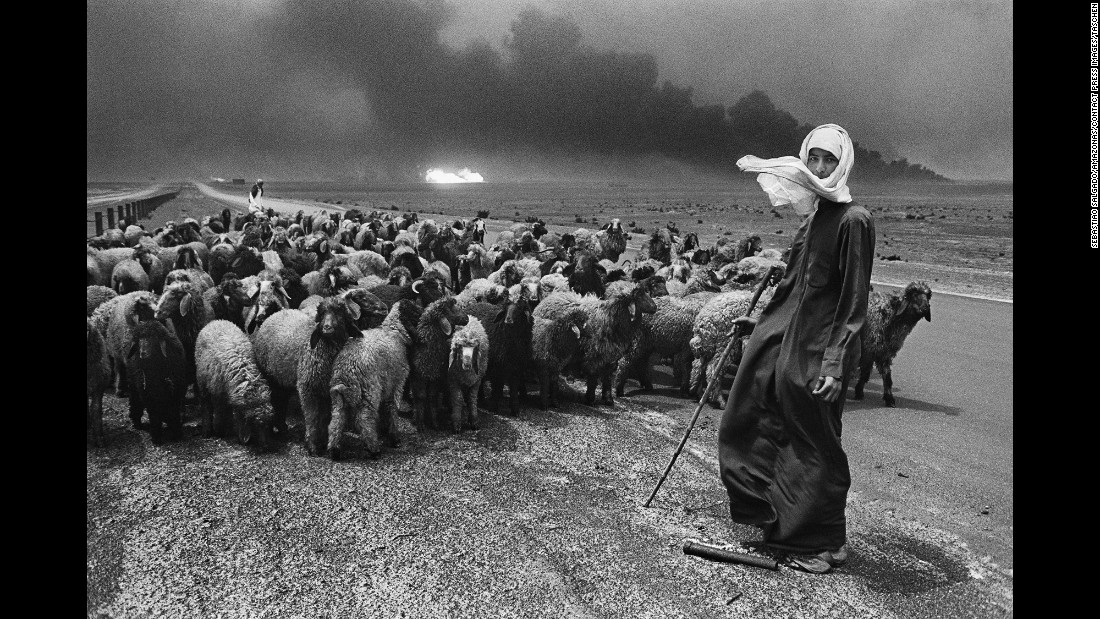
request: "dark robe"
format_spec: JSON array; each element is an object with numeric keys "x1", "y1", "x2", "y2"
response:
[{"x1": 717, "y1": 198, "x2": 875, "y2": 555}]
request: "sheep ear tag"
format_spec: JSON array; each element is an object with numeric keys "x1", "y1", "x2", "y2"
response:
[
  {"x1": 180, "y1": 294, "x2": 192, "y2": 316},
  {"x1": 440, "y1": 317, "x2": 452, "y2": 336},
  {"x1": 628, "y1": 302, "x2": 636, "y2": 320},
  {"x1": 571, "y1": 325, "x2": 581, "y2": 339},
  {"x1": 159, "y1": 342, "x2": 168, "y2": 358}
]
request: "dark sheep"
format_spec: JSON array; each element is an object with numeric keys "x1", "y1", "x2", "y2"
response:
[
  {"x1": 125, "y1": 318, "x2": 188, "y2": 444},
  {"x1": 465, "y1": 296, "x2": 534, "y2": 416},
  {"x1": 851, "y1": 282, "x2": 933, "y2": 407},
  {"x1": 565, "y1": 251, "x2": 606, "y2": 298},
  {"x1": 155, "y1": 281, "x2": 208, "y2": 394},
  {"x1": 410, "y1": 296, "x2": 471, "y2": 431},
  {"x1": 298, "y1": 297, "x2": 365, "y2": 456}
]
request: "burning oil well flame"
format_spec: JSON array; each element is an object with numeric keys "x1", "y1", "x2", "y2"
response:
[{"x1": 425, "y1": 168, "x2": 484, "y2": 183}]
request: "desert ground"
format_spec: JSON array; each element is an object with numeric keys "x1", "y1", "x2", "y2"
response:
[{"x1": 87, "y1": 180, "x2": 1013, "y2": 618}]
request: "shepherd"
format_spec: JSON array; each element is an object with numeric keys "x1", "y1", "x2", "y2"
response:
[
  {"x1": 717, "y1": 124, "x2": 876, "y2": 574},
  {"x1": 248, "y1": 179, "x2": 265, "y2": 214}
]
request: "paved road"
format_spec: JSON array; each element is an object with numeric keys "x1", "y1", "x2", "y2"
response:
[{"x1": 88, "y1": 184, "x2": 1013, "y2": 618}]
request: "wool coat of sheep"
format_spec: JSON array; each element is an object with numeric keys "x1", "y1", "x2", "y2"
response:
[
  {"x1": 104, "y1": 291, "x2": 159, "y2": 397},
  {"x1": 530, "y1": 310, "x2": 586, "y2": 409},
  {"x1": 195, "y1": 319, "x2": 275, "y2": 449},
  {"x1": 87, "y1": 318, "x2": 112, "y2": 447},
  {"x1": 466, "y1": 298, "x2": 533, "y2": 416},
  {"x1": 446, "y1": 317, "x2": 490, "y2": 431},
  {"x1": 328, "y1": 300, "x2": 422, "y2": 459},
  {"x1": 250, "y1": 307, "x2": 313, "y2": 433},
  {"x1": 87, "y1": 285, "x2": 119, "y2": 317},
  {"x1": 851, "y1": 281, "x2": 932, "y2": 407},
  {"x1": 616, "y1": 293, "x2": 711, "y2": 397},
  {"x1": 718, "y1": 199, "x2": 874, "y2": 556},
  {"x1": 297, "y1": 297, "x2": 365, "y2": 456}
]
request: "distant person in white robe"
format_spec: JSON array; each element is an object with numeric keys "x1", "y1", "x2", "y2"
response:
[{"x1": 248, "y1": 179, "x2": 264, "y2": 214}]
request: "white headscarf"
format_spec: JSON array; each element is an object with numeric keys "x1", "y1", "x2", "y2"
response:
[{"x1": 736, "y1": 123, "x2": 855, "y2": 216}]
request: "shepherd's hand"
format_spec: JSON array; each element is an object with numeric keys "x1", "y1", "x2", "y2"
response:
[
  {"x1": 728, "y1": 316, "x2": 757, "y2": 337},
  {"x1": 812, "y1": 376, "x2": 843, "y2": 402}
]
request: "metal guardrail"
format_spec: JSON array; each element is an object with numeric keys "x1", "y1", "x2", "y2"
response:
[{"x1": 86, "y1": 187, "x2": 183, "y2": 239}]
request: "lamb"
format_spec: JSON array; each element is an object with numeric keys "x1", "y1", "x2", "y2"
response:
[
  {"x1": 465, "y1": 297, "x2": 533, "y2": 416},
  {"x1": 533, "y1": 280, "x2": 659, "y2": 405},
  {"x1": 530, "y1": 309, "x2": 587, "y2": 409},
  {"x1": 87, "y1": 317, "x2": 112, "y2": 447},
  {"x1": 615, "y1": 293, "x2": 712, "y2": 397},
  {"x1": 104, "y1": 291, "x2": 159, "y2": 398},
  {"x1": 851, "y1": 281, "x2": 933, "y2": 407},
  {"x1": 87, "y1": 285, "x2": 118, "y2": 317},
  {"x1": 688, "y1": 287, "x2": 776, "y2": 408},
  {"x1": 155, "y1": 281, "x2": 209, "y2": 395},
  {"x1": 327, "y1": 299, "x2": 424, "y2": 459},
  {"x1": 124, "y1": 318, "x2": 188, "y2": 444},
  {"x1": 194, "y1": 319, "x2": 275, "y2": 449},
  {"x1": 297, "y1": 297, "x2": 366, "y2": 455},
  {"x1": 409, "y1": 296, "x2": 471, "y2": 431},
  {"x1": 446, "y1": 317, "x2": 491, "y2": 432}
]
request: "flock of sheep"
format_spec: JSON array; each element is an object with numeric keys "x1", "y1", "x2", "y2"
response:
[{"x1": 86, "y1": 202, "x2": 933, "y2": 457}]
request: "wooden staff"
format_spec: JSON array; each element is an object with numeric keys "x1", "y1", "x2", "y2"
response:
[{"x1": 643, "y1": 265, "x2": 780, "y2": 508}]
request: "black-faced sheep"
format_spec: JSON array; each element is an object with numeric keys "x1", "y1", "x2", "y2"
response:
[
  {"x1": 534, "y1": 281, "x2": 659, "y2": 406},
  {"x1": 594, "y1": 218, "x2": 628, "y2": 262},
  {"x1": 155, "y1": 282, "x2": 208, "y2": 394},
  {"x1": 194, "y1": 319, "x2": 275, "y2": 449},
  {"x1": 327, "y1": 299, "x2": 424, "y2": 459},
  {"x1": 465, "y1": 297, "x2": 533, "y2": 416},
  {"x1": 297, "y1": 297, "x2": 365, "y2": 456},
  {"x1": 369, "y1": 275, "x2": 443, "y2": 310},
  {"x1": 87, "y1": 317, "x2": 112, "y2": 447},
  {"x1": 446, "y1": 317, "x2": 490, "y2": 432},
  {"x1": 201, "y1": 274, "x2": 253, "y2": 331},
  {"x1": 851, "y1": 281, "x2": 933, "y2": 407},
  {"x1": 565, "y1": 251, "x2": 606, "y2": 298},
  {"x1": 125, "y1": 318, "x2": 188, "y2": 444},
  {"x1": 410, "y1": 296, "x2": 471, "y2": 431},
  {"x1": 638, "y1": 228, "x2": 675, "y2": 265},
  {"x1": 531, "y1": 309, "x2": 587, "y2": 409}
]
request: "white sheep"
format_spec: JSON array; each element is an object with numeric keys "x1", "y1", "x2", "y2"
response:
[{"x1": 194, "y1": 319, "x2": 275, "y2": 449}]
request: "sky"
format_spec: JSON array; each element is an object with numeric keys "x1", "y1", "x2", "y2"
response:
[{"x1": 87, "y1": 0, "x2": 1013, "y2": 182}]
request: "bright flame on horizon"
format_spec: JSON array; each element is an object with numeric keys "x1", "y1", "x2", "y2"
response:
[{"x1": 425, "y1": 167, "x2": 484, "y2": 183}]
